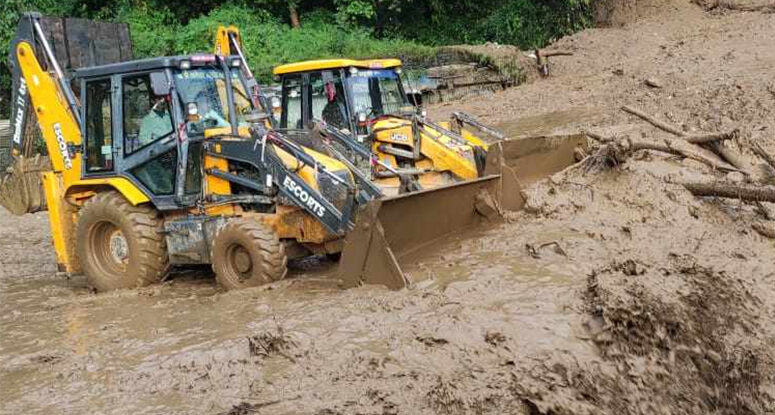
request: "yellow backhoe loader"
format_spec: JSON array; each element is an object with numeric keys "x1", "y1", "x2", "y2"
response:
[{"x1": 0, "y1": 17, "x2": 586, "y2": 292}]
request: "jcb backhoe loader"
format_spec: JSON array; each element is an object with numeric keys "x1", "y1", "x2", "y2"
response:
[
  {"x1": 212, "y1": 27, "x2": 590, "y2": 288},
  {"x1": 268, "y1": 53, "x2": 588, "y2": 196}
]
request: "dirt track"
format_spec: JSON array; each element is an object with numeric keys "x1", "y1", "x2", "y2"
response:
[{"x1": 2, "y1": 1, "x2": 775, "y2": 413}]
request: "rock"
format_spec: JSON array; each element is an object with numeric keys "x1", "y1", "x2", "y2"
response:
[{"x1": 644, "y1": 78, "x2": 663, "y2": 88}]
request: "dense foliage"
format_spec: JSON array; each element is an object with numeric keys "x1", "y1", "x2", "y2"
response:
[{"x1": 0, "y1": 0, "x2": 591, "y2": 117}]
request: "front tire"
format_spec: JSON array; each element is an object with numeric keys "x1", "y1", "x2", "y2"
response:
[
  {"x1": 76, "y1": 191, "x2": 168, "y2": 291},
  {"x1": 212, "y1": 219, "x2": 287, "y2": 290}
]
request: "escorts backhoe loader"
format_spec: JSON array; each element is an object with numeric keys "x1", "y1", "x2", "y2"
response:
[{"x1": 1, "y1": 13, "x2": 375, "y2": 291}]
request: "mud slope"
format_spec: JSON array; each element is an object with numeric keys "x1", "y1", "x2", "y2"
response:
[{"x1": 2, "y1": 1, "x2": 775, "y2": 414}]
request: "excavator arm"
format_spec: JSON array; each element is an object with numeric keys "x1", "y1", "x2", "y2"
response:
[
  {"x1": 213, "y1": 25, "x2": 270, "y2": 117},
  {"x1": 0, "y1": 13, "x2": 133, "y2": 215}
]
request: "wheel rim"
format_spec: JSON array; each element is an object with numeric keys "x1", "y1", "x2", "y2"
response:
[
  {"x1": 226, "y1": 243, "x2": 254, "y2": 283},
  {"x1": 108, "y1": 229, "x2": 129, "y2": 264},
  {"x1": 89, "y1": 221, "x2": 128, "y2": 276}
]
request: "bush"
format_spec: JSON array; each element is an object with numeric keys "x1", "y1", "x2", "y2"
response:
[
  {"x1": 0, "y1": 0, "x2": 592, "y2": 116},
  {"x1": 119, "y1": 4, "x2": 178, "y2": 57},
  {"x1": 171, "y1": 6, "x2": 435, "y2": 82},
  {"x1": 480, "y1": 0, "x2": 591, "y2": 48}
]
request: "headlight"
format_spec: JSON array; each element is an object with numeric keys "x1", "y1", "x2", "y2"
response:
[{"x1": 179, "y1": 60, "x2": 191, "y2": 70}]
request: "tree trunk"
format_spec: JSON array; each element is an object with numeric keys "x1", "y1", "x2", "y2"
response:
[
  {"x1": 682, "y1": 181, "x2": 775, "y2": 203},
  {"x1": 621, "y1": 105, "x2": 747, "y2": 171},
  {"x1": 289, "y1": 4, "x2": 301, "y2": 28}
]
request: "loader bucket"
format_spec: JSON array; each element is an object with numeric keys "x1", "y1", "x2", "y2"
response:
[
  {"x1": 338, "y1": 175, "x2": 503, "y2": 289},
  {"x1": 337, "y1": 132, "x2": 588, "y2": 289},
  {"x1": 490, "y1": 133, "x2": 589, "y2": 186}
]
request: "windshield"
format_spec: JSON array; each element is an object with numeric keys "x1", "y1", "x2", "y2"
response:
[
  {"x1": 346, "y1": 69, "x2": 408, "y2": 118},
  {"x1": 174, "y1": 67, "x2": 251, "y2": 132}
]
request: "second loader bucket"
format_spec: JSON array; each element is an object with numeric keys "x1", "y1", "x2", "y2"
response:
[
  {"x1": 337, "y1": 132, "x2": 589, "y2": 289},
  {"x1": 489, "y1": 133, "x2": 589, "y2": 185},
  {"x1": 338, "y1": 175, "x2": 502, "y2": 289}
]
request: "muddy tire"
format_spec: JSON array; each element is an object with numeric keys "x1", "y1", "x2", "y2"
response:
[
  {"x1": 76, "y1": 191, "x2": 168, "y2": 291},
  {"x1": 212, "y1": 219, "x2": 287, "y2": 290}
]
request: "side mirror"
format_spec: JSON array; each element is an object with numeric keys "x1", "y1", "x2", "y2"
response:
[{"x1": 150, "y1": 72, "x2": 171, "y2": 96}]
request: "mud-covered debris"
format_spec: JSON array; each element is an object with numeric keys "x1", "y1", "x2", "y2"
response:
[
  {"x1": 247, "y1": 325, "x2": 297, "y2": 361},
  {"x1": 484, "y1": 331, "x2": 507, "y2": 346},
  {"x1": 612, "y1": 259, "x2": 647, "y2": 276},
  {"x1": 426, "y1": 376, "x2": 470, "y2": 414},
  {"x1": 645, "y1": 78, "x2": 663, "y2": 89},
  {"x1": 526, "y1": 241, "x2": 568, "y2": 258},
  {"x1": 415, "y1": 335, "x2": 449, "y2": 347}
]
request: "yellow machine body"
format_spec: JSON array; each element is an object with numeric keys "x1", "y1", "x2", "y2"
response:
[
  {"x1": 371, "y1": 118, "x2": 479, "y2": 180},
  {"x1": 15, "y1": 40, "x2": 153, "y2": 272},
  {"x1": 271, "y1": 58, "x2": 496, "y2": 192},
  {"x1": 16, "y1": 36, "x2": 354, "y2": 272}
]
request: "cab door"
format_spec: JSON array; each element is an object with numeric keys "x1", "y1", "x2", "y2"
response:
[
  {"x1": 115, "y1": 72, "x2": 180, "y2": 207},
  {"x1": 82, "y1": 77, "x2": 116, "y2": 175},
  {"x1": 279, "y1": 74, "x2": 304, "y2": 130}
]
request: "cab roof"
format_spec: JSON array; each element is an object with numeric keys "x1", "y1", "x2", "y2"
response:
[
  {"x1": 73, "y1": 54, "x2": 240, "y2": 79},
  {"x1": 273, "y1": 58, "x2": 402, "y2": 76}
]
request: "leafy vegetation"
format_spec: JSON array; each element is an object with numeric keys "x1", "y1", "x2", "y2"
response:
[{"x1": 0, "y1": 0, "x2": 591, "y2": 117}]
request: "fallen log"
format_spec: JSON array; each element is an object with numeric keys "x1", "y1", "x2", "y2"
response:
[
  {"x1": 583, "y1": 130, "x2": 614, "y2": 143},
  {"x1": 662, "y1": 138, "x2": 738, "y2": 171},
  {"x1": 621, "y1": 105, "x2": 746, "y2": 171},
  {"x1": 541, "y1": 50, "x2": 574, "y2": 58},
  {"x1": 751, "y1": 142, "x2": 775, "y2": 171},
  {"x1": 711, "y1": 2, "x2": 775, "y2": 13},
  {"x1": 685, "y1": 129, "x2": 739, "y2": 144},
  {"x1": 681, "y1": 181, "x2": 775, "y2": 203},
  {"x1": 583, "y1": 138, "x2": 738, "y2": 173},
  {"x1": 621, "y1": 105, "x2": 686, "y2": 136},
  {"x1": 752, "y1": 223, "x2": 775, "y2": 239}
]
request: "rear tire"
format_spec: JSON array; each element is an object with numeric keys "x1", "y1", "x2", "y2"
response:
[
  {"x1": 76, "y1": 191, "x2": 168, "y2": 291},
  {"x1": 212, "y1": 219, "x2": 287, "y2": 290}
]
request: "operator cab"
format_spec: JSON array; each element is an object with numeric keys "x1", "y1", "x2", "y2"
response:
[
  {"x1": 73, "y1": 54, "x2": 259, "y2": 209},
  {"x1": 273, "y1": 59, "x2": 415, "y2": 140}
]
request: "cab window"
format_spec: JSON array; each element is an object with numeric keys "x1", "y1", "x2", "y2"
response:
[
  {"x1": 122, "y1": 74, "x2": 173, "y2": 155},
  {"x1": 175, "y1": 68, "x2": 247, "y2": 133},
  {"x1": 309, "y1": 71, "x2": 347, "y2": 130},
  {"x1": 84, "y1": 79, "x2": 113, "y2": 172},
  {"x1": 281, "y1": 75, "x2": 303, "y2": 129},
  {"x1": 346, "y1": 69, "x2": 408, "y2": 118}
]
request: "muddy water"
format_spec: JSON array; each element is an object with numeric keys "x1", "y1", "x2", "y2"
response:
[
  {"x1": 0, "y1": 210, "x2": 595, "y2": 414},
  {"x1": 495, "y1": 108, "x2": 605, "y2": 138}
]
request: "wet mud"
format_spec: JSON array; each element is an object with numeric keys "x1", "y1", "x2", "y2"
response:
[
  {"x1": 0, "y1": 210, "x2": 597, "y2": 414},
  {"x1": 4, "y1": 0, "x2": 775, "y2": 413}
]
